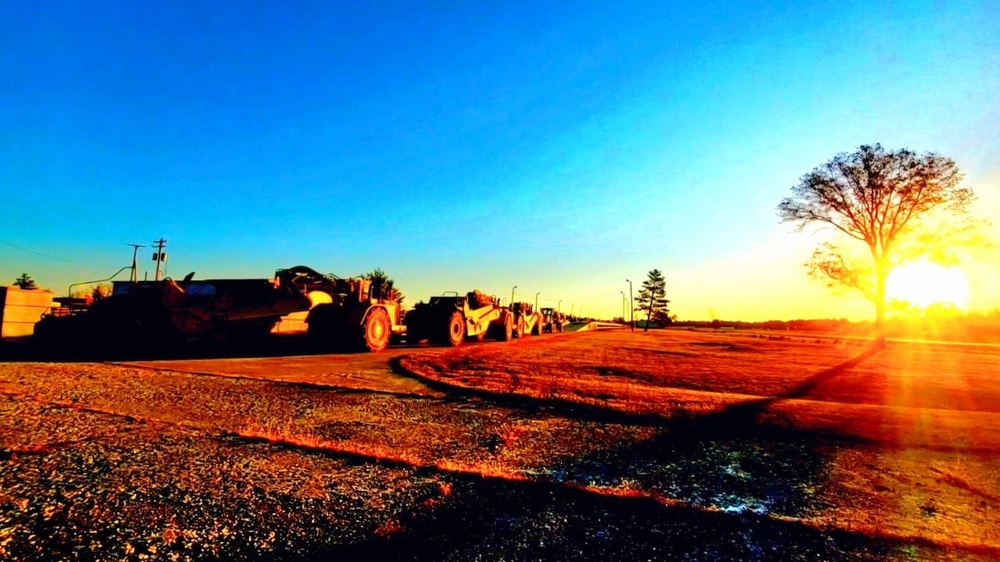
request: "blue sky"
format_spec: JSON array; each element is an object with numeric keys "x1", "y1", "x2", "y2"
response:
[{"x1": 2, "y1": 0, "x2": 998, "y2": 320}]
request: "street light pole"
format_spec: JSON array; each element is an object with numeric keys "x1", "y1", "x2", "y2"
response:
[
  {"x1": 626, "y1": 279, "x2": 634, "y2": 331},
  {"x1": 511, "y1": 285, "x2": 517, "y2": 307},
  {"x1": 620, "y1": 291, "x2": 626, "y2": 325},
  {"x1": 535, "y1": 292, "x2": 539, "y2": 311},
  {"x1": 558, "y1": 300, "x2": 562, "y2": 314}
]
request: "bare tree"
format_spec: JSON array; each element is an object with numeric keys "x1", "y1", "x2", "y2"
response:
[
  {"x1": 70, "y1": 283, "x2": 113, "y2": 304},
  {"x1": 777, "y1": 144, "x2": 985, "y2": 347}
]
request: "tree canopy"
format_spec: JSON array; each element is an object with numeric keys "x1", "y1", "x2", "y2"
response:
[
  {"x1": 14, "y1": 273, "x2": 37, "y2": 290},
  {"x1": 777, "y1": 143, "x2": 984, "y2": 345},
  {"x1": 366, "y1": 268, "x2": 404, "y2": 305}
]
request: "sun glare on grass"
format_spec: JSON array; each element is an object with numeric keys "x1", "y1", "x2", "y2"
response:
[{"x1": 886, "y1": 261, "x2": 970, "y2": 310}]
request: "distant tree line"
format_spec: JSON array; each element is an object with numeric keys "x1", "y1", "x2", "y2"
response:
[
  {"x1": 673, "y1": 310, "x2": 1000, "y2": 344},
  {"x1": 674, "y1": 318, "x2": 852, "y2": 332}
]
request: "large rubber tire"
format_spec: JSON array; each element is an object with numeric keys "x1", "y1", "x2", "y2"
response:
[
  {"x1": 445, "y1": 311, "x2": 464, "y2": 347},
  {"x1": 362, "y1": 308, "x2": 391, "y2": 352},
  {"x1": 497, "y1": 315, "x2": 513, "y2": 341}
]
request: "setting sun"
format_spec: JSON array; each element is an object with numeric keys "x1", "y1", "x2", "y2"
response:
[{"x1": 886, "y1": 261, "x2": 970, "y2": 310}]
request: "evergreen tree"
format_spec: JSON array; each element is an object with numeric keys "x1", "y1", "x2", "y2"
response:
[{"x1": 635, "y1": 269, "x2": 670, "y2": 331}]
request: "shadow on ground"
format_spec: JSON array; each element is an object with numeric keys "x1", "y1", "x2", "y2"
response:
[
  {"x1": 371, "y1": 346, "x2": 952, "y2": 561},
  {"x1": 0, "y1": 335, "x2": 433, "y2": 363},
  {"x1": 321, "y1": 475, "x2": 917, "y2": 562},
  {"x1": 546, "y1": 347, "x2": 885, "y2": 516}
]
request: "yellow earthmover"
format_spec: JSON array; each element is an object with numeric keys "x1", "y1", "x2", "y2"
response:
[
  {"x1": 405, "y1": 290, "x2": 516, "y2": 346},
  {"x1": 510, "y1": 301, "x2": 542, "y2": 337}
]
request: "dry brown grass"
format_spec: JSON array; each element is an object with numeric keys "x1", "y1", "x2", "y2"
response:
[
  {"x1": 401, "y1": 331, "x2": 1000, "y2": 450},
  {"x1": 398, "y1": 329, "x2": 1000, "y2": 553}
]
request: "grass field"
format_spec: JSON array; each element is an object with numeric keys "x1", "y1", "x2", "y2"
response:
[{"x1": 1, "y1": 329, "x2": 998, "y2": 560}]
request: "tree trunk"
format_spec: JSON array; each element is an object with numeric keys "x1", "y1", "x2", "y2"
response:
[
  {"x1": 644, "y1": 293, "x2": 654, "y2": 332},
  {"x1": 874, "y1": 269, "x2": 887, "y2": 349}
]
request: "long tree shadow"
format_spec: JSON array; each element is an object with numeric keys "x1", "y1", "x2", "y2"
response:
[
  {"x1": 346, "y1": 346, "x2": 926, "y2": 561},
  {"x1": 666, "y1": 343, "x2": 885, "y2": 440},
  {"x1": 778, "y1": 344, "x2": 884, "y2": 400},
  {"x1": 394, "y1": 346, "x2": 887, "y2": 524},
  {"x1": 391, "y1": 345, "x2": 885, "y2": 438},
  {"x1": 389, "y1": 356, "x2": 680, "y2": 426},
  {"x1": 546, "y1": 346, "x2": 886, "y2": 519}
]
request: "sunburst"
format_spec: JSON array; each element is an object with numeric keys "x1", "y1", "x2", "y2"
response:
[{"x1": 885, "y1": 261, "x2": 970, "y2": 310}]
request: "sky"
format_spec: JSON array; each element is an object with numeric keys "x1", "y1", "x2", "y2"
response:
[{"x1": 2, "y1": 0, "x2": 998, "y2": 321}]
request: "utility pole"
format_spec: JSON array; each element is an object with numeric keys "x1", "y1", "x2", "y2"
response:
[
  {"x1": 152, "y1": 238, "x2": 167, "y2": 281},
  {"x1": 627, "y1": 279, "x2": 634, "y2": 331},
  {"x1": 127, "y1": 244, "x2": 145, "y2": 283}
]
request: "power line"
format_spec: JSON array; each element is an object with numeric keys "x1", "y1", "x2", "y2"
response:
[
  {"x1": 0, "y1": 239, "x2": 94, "y2": 267},
  {"x1": 518, "y1": 290, "x2": 621, "y2": 303}
]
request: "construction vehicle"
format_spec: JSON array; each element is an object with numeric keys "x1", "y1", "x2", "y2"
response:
[
  {"x1": 539, "y1": 307, "x2": 564, "y2": 333},
  {"x1": 510, "y1": 301, "x2": 542, "y2": 337},
  {"x1": 405, "y1": 290, "x2": 516, "y2": 346},
  {"x1": 34, "y1": 265, "x2": 404, "y2": 353},
  {"x1": 281, "y1": 266, "x2": 405, "y2": 352}
]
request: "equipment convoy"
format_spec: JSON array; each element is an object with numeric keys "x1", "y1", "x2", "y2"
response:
[
  {"x1": 34, "y1": 263, "x2": 567, "y2": 352},
  {"x1": 35, "y1": 266, "x2": 406, "y2": 353},
  {"x1": 405, "y1": 296, "x2": 552, "y2": 347}
]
